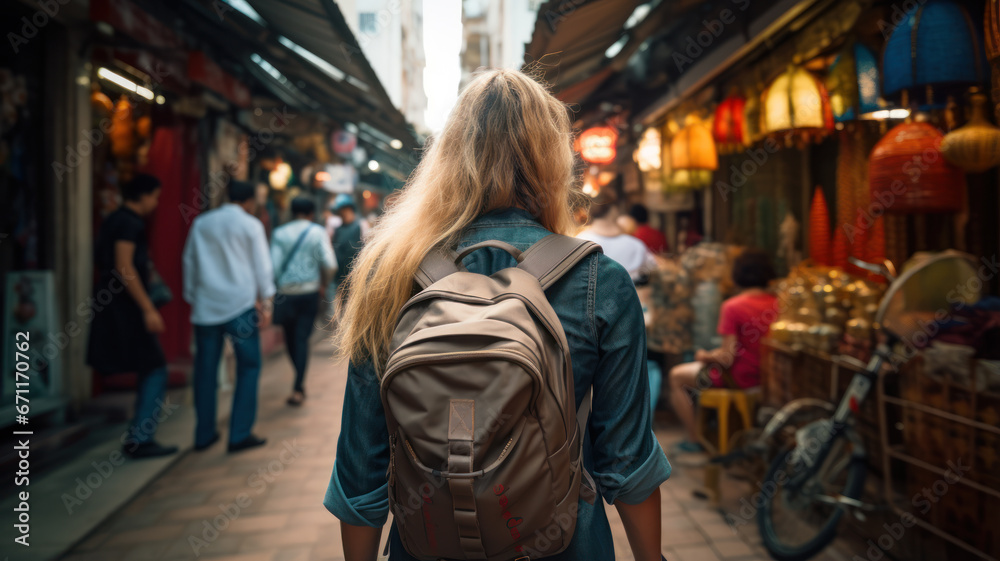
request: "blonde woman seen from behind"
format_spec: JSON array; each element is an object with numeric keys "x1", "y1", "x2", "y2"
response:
[{"x1": 324, "y1": 68, "x2": 671, "y2": 561}]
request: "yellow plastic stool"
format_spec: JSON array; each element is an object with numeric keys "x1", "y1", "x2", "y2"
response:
[
  {"x1": 696, "y1": 388, "x2": 758, "y2": 455},
  {"x1": 696, "y1": 388, "x2": 758, "y2": 504}
]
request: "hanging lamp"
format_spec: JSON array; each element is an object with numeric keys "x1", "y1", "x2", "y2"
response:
[
  {"x1": 869, "y1": 121, "x2": 965, "y2": 213},
  {"x1": 670, "y1": 114, "x2": 718, "y2": 171},
  {"x1": 941, "y1": 89, "x2": 1000, "y2": 172},
  {"x1": 827, "y1": 42, "x2": 883, "y2": 121},
  {"x1": 882, "y1": 0, "x2": 988, "y2": 109},
  {"x1": 763, "y1": 65, "x2": 834, "y2": 142},
  {"x1": 713, "y1": 93, "x2": 747, "y2": 152}
]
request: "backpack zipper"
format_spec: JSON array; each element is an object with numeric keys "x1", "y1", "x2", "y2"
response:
[{"x1": 382, "y1": 348, "x2": 544, "y2": 402}]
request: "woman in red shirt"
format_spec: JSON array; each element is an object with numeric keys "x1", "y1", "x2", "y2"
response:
[{"x1": 668, "y1": 249, "x2": 779, "y2": 453}]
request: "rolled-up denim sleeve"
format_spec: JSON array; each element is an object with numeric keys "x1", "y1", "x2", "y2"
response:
[
  {"x1": 587, "y1": 256, "x2": 671, "y2": 505},
  {"x1": 324, "y1": 359, "x2": 391, "y2": 526}
]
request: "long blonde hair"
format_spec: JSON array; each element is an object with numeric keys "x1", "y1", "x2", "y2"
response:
[{"x1": 335, "y1": 68, "x2": 581, "y2": 367}]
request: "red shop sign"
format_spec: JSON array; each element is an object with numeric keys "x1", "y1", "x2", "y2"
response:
[{"x1": 576, "y1": 126, "x2": 618, "y2": 165}]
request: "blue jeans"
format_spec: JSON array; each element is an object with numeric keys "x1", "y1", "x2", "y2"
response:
[
  {"x1": 193, "y1": 308, "x2": 262, "y2": 447},
  {"x1": 127, "y1": 366, "x2": 168, "y2": 447}
]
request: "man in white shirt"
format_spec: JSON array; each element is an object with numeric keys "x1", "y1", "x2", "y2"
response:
[
  {"x1": 577, "y1": 190, "x2": 659, "y2": 283},
  {"x1": 270, "y1": 197, "x2": 336, "y2": 406},
  {"x1": 182, "y1": 180, "x2": 276, "y2": 453}
]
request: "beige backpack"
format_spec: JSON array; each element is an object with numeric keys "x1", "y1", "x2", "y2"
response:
[{"x1": 380, "y1": 234, "x2": 601, "y2": 560}]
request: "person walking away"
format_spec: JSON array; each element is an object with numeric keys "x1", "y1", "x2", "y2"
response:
[
  {"x1": 630, "y1": 203, "x2": 668, "y2": 254},
  {"x1": 668, "y1": 249, "x2": 778, "y2": 453},
  {"x1": 182, "y1": 180, "x2": 275, "y2": 453},
  {"x1": 329, "y1": 194, "x2": 369, "y2": 315},
  {"x1": 87, "y1": 174, "x2": 178, "y2": 459},
  {"x1": 324, "y1": 69, "x2": 670, "y2": 561},
  {"x1": 270, "y1": 197, "x2": 336, "y2": 406},
  {"x1": 577, "y1": 190, "x2": 659, "y2": 283}
]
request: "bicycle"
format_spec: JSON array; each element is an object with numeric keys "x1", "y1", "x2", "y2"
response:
[{"x1": 715, "y1": 252, "x2": 982, "y2": 561}]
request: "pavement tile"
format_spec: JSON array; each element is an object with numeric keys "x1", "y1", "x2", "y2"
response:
[
  {"x1": 711, "y1": 538, "x2": 757, "y2": 559},
  {"x1": 225, "y1": 513, "x2": 291, "y2": 533},
  {"x1": 672, "y1": 543, "x2": 723, "y2": 561},
  {"x1": 238, "y1": 526, "x2": 323, "y2": 551},
  {"x1": 104, "y1": 522, "x2": 187, "y2": 546}
]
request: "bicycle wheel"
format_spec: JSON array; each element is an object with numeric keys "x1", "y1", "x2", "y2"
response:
[{"x1": 757, "y1": 423, "x2": 867, "y2": 561}]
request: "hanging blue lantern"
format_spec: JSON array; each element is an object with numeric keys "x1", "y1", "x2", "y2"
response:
[
  {"x1": 882, "y1": 0, "x2": 987, "y2": 108},
  {"x1": 827, "y1": 42, "x2": 882, "y2": 122}
]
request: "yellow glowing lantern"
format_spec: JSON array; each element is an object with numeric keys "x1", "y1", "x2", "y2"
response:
[
  {"x1": 269, "y1": 162, "x2": 292, "y2": 190},
  {"x1": 634, "y1": 127, "x2": 662, "y2": 172},
  {"x1": 670, "y1": 115, "x2": 718, "y2": 171},
  {"x1": 763, "y1": 66, "x2": 834, "y2": 134}
]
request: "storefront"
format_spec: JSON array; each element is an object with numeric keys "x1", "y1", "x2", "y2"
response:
[{"x1": 529, "y1": 0, "x2": 1000, "y2": 558}]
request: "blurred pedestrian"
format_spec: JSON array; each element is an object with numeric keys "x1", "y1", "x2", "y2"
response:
[
  {"x1": 329, "y1": 194, "x2": 369, "y2": 316},
  {"x1": 668, "y1": 248, "x2": 777, "y2": 453},
  {"x1": 629, "y1": 203, "x2": 668, "y2": 254},
  {"x1": 577, "y1": 190, "x2": 658, "y2": 283},
  {"x1": 182, "y1": 180, "x2": 275, "y2": 453},
  {"x1": 270, "y1": 197, "x2": 336, "y2": 406},
  {"x1": 326, "y1": 68, "x2": 670, "y2": 561},
  {"x1": 87, "y1": 174, "x2": 178, "y2": 459}
]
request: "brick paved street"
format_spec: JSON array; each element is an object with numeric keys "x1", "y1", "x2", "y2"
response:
[{"x1": 59, "y1": 337, "x2": 853, "y2": 561}]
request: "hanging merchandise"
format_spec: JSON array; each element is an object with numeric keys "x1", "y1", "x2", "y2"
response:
[
  {"x1": 882, "y1": 0, "x2": 987, "y2": 108},
  {"x1": 763, "y1": 65, "x2": 834, "y2": 143},
  {"x1": 670, "y1": 115, "x2": 717, "y2": 171},
  {"x1": 808, "y1": 187, "x2": 832, "y2": 266},
  {"x1": 577, "y1": 126, "x2": 618, "y2": 165},
  {"x1": 110, "y1": 96, "x2": 136, "y2": 160},
  {"x1": 90, "y1": 83, "x2": 113, "y2": 117},
  {"x1": 634, "y1": 127, "x2": 662, "y2": 172},
  {"x1": 941, "y1": 89, "x2": 1000, "y2": 172},
  {"x1": 869, "y1": 121, "x2": 965, "y2": 213},
  {"x1": 664, "y1": 115, "x2": 716, "y2": 192},
  {"x1": 826, "y1": 43, "x2": 882, "y2": 122},
  {"x1": 712, "y1": 93, "x2": 747, "y2": 152}
]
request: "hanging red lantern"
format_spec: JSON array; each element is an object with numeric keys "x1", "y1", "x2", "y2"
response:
[
  {"x1": 713, "y1": 94, "x2": 747, "y2": 152},
  {"x1": 808, "y1": 187, "x2": 832, "y2": 266},
  {"x1": 577, "y1": 126, "x2": 618, "y2": 165},
  {"x1": 869, "y1": 122, "x2": 965, "y2": 214}
]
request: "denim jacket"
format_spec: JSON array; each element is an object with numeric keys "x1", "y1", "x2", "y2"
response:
[{"x1": 324, "y1": 207, "x2": 671, "y2": 560}]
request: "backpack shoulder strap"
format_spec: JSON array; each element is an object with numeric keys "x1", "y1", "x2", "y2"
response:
[
  {"x1": 517, "y1": 233, "x2": 603, "y2": 290},
  {"x1": 414, "y1": 248, "x2": 461, "y2": 290}
]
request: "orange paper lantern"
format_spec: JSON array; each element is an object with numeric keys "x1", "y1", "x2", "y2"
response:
[{"x1": 671, "y1": 115, "x2": 718, "y2": 171}]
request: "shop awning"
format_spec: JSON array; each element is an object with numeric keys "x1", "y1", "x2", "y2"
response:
[
  {"x1": 524, "y1": 0, "x2": 644, "y2": 102},
  {"x1": 167, "y1": 0, "x2": 420, "y2": 175},
  {"x1": 239, "y1": 0, "x2": 417, "y2": 147}
]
